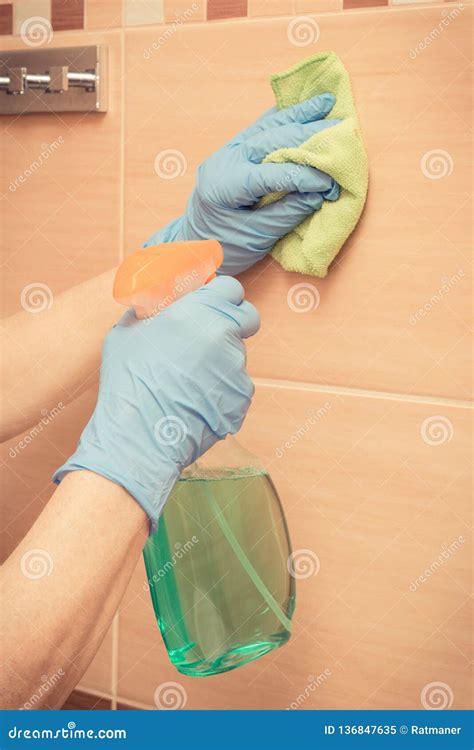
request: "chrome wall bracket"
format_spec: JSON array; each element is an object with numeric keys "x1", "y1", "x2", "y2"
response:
[{"x1": 0, "y1": 46, "x2": 107, "y2": 115}]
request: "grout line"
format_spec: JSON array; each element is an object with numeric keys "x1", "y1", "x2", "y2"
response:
[
  {"x1": 114, "y1": 695, "x2": 154, "y2": 711},
  {"x1": 253, "y1": 377, "x2": 474, "y2": 409},
  {"x1": 73, "y1": 685, "x2": 114, "y2": 702},
  {"x1": 110, "y1": 612, "x2": 120, "y2": 711}
]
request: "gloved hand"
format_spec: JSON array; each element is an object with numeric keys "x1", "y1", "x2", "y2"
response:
[
  {"x1": 144, "y1": 94, "x2": 340, "y2": 276},
  {"x1": 53, "y1": 277, "x2": 260, "y2": 532}
]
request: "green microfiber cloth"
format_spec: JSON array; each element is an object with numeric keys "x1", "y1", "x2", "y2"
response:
[{"x1": 262, "y1": 51, "x2": 369, "y2": 277}]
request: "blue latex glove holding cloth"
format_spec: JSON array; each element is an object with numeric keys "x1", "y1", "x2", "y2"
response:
[{"x1": 145, "y1": 94, "x2": 340, "y2": 275}]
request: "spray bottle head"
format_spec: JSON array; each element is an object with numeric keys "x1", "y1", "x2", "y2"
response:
[{"x1": 113, "y1": 239, "x2": 223, "y2": 319}]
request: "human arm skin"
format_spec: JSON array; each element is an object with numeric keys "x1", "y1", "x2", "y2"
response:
[
  {"x1": 0, "y1": 268, "x2": 121, "y2": 443},
  {"x1": 0, "y1": 470, "x2": 148, "y2": 709}
]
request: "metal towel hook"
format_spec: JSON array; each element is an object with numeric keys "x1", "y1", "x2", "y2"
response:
[{"x1": 0, "y1": 46, "x2": 107, "y2": 115}]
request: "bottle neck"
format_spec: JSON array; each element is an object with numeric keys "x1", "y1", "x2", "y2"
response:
[{"x1": 183, "y1": 436, "x2": 263, "y2": 479}]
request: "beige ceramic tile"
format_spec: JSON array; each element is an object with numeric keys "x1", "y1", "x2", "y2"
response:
[
  {"x1": 163, "y1": 0, "x2": 206, "y2": 23},
  {"x1": 391, "y1": 0, "x2": 437, "y2": 4},
  {"x1": 0, "y1": 29, "x2": 122, "y2": 317},
  {"x1": 294, "y1": 0, "x2": 342, "y2": 11},
  {"x1": 249, "y1": 0, "x2": 345, "y2": 19},
  {"x1": 327, "y1": 606, "x2": 471, "y2": 709},
  {"x1": 123, "y1": 7, "x2": 472, "y2": 399},
  {"x1": 248, "y1": 0, "x2": 295, "y2": 15},
  {"x1": 86, "y1": 0, "x2": 123, "y2": 29},
  {"x1": 13, "y1": 0, "x2": 51, "y2": 36},
  {"x1": 124, "y1": 0, "x2": 164, "y2": 26},
  {"x1": 117, "y1": 384, "x2": 472, "y2": 708}
]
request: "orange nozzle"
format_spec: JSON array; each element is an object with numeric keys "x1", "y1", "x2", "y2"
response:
[{"x1": 113, "y1": 239, "x2": 223, "y2": 319}]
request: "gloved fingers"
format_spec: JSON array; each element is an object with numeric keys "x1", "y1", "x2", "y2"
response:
[
  {"x1": 210, "y1": 367, "x2": 255, "y2": 439},
  {"x1": 323, "y1": 180, "x2": 340, "y2": 201},
  {"x1": 216, "y1": 247, "x2": 269, "y2": 277},
  {"x1": 198, "y1": 280, "x2": 261, "y2": 339},
  {"x1": 230, "y1": 93, "x2": 336, "y2": 145},
  {"x1": 247, "y1": 162, "x2": 335, "y2": 200},
  {"x1": 203, "y1": 275, "x2": 245, "y2": 305},
  {"x1": 261, "y1": 93, "x2": 336, "y2": 128},
  {"x1": 245, "y1": 119, "x2": 340, "y2": 164},
  {"x1": 227, "y1": 105, "x2": 277, "y2": 146},
  {"x1": 227, "y1": 375, "x2": 255, "y2": 434},
  {"x1": 231, "y1": 300, "x2": 261, "y2": 339},
  {"x1": 252, "y1": 191, "x2": 324, "y2": 235}
]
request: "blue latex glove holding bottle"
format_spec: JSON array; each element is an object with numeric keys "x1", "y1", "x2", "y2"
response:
[
  {"x1": 53, "y1": 277, "x2": 259, "y2": 532},
  {"x1": 145, "y1": 93, "x2": 340, "y2": 275}
]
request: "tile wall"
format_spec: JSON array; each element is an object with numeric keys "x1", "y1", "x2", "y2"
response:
[{"x1": 0, "y1": 0, "x2": 472, "y2": 711}]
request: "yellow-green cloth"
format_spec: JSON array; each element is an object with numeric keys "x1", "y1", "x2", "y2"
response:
[{"x1": 262, "y1": 51, "x2": 369, "y2": 277}]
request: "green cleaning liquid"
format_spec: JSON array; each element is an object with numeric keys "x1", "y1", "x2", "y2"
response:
[{"x1": 143, "y1": 467, "x2": 295, "y2": 677}]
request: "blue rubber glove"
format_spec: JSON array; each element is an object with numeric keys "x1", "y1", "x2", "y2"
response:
[
  {"x1": 144, "y1": 94, "x2": 340, "y2": 276},
  {"x1": 53, "y1": 277, "x2": 260, "y2": 533}
]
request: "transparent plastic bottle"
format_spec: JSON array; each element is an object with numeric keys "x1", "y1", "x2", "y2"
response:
[{"x1": 143, "y1": 437, "x2": 295, "y2": 677}]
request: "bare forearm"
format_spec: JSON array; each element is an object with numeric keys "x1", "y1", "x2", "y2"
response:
[
  {"x1": 0, "y1": 471, "x2": 148, "y2": 709},
  {"x1": 0, "y1": 268, "x2": 122, "y2": 442}
]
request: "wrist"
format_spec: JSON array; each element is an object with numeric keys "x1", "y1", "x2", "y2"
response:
[
  {"x1": 53, "y1": 422, "x2": 181, "y2": 534},
  {"x1": 60, "y1": 469, "x2": 149, "y2": 532}
]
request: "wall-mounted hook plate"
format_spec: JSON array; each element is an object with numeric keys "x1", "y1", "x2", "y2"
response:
[{"x1": 0, "y1": 45, "x2": 107, "y2": 115}]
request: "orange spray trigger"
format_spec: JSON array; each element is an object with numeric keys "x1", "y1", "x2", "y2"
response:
[{"x1": 113, "y1": 239, "x2": 223, "y2": 319}]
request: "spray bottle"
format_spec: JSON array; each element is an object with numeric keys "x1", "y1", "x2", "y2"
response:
[{"x1": 113, "y1": 240, "x2": 295, "y2": 676}]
